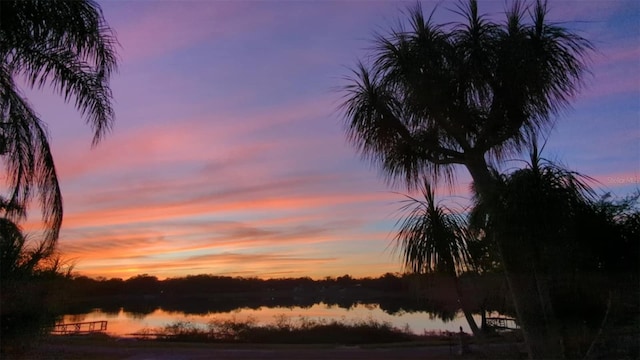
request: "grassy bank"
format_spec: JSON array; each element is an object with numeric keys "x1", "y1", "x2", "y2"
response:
[{"x1": 134, "y1": 316, "x2": 455, "y2": 345}]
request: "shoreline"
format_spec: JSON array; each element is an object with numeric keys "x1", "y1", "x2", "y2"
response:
[{"x1": 27, "y1": 334, "x2": 525, "y2": 360}]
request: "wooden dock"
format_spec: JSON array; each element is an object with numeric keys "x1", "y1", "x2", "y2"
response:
[{"x1": 52, "y1": 320, "x2": 108, "y2": 335}]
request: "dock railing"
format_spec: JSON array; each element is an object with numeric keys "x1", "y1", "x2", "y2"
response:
[
  {"x1": 485, "y1": 317, "x2": 519, "y2": 330},
  {"x1": 52, "y1": 320, "x2": 108, "y2": 335}
]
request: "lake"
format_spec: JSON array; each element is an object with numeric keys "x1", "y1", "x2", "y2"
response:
[{"x1": 59, "y1": 302, "x2": 485, "y2": 337}]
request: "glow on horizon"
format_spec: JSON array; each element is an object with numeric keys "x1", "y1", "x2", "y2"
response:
[{"x1": 14, "y1": 0, "x2": 640, "y2": 280}]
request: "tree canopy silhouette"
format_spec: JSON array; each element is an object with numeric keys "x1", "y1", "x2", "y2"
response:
[
  {"x1": 340, "y1": 0, "x2": 591, "y2": 194},
  {"x1": 0, "y1": 0, "x2": 118, "y2": 253}
]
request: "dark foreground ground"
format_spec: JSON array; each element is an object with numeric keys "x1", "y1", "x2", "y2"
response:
[{"x1": 23, "y1": 336, "x2": 526, "y2": 360}]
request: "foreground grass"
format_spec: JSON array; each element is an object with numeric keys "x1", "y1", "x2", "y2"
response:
[
  {"x1": 24, "y1": 318, "x2": 531, "y2": 360},
  {"x1": 27, "y1": 334, "x2": 526, "y2": 360},
  {"x1": 28, "y1": 317, "x2": 636, "y2": 360},
  {"x1": 136, "y1": 316, "x2": 446, "y2": 344}
]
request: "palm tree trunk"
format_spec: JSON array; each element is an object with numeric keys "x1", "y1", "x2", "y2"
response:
[
  {"x1": 452, "y1": 275, "x2": 482, "y2": 338},
  {"x1": 584, "y1": 290, "x2": 613, "y2": 359},
  {"x1": 465, "y1": 153, "x2": 495, "y2": 198},
  {"x1": 503, "y1": 260, "x2": 564, "y2": 359},
  {"x1": 465, "y1": 155, "x2": 563, "y2": 360}
]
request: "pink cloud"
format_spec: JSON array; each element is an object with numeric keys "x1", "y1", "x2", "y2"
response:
[
  {"x1": 591, "y1": 170, "x2": 640, "y2": 189},
  {"x1": 59, "y1": 188, "x2": 396, "y2": 231},
  {"x1": 54, "y1": 93, "x2": 337, "y2": 181}
]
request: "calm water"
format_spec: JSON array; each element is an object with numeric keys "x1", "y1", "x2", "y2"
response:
[{"x1": 60, "y1": 302, "x2": 485, "y2": 337}]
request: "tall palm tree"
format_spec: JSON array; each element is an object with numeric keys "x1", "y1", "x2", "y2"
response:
[
  {"x1": 470, "y1": 143, "x2": 597, "y2": 358},
  {"x1": 0, "y1": 0, "x2": 118, "y2": 253},
  {"x1": 394, "y1": 180, "x2": 482, "y2": 337},
  {"x1": 340, "y1": 1, "x2": 592, "y2": 358}
]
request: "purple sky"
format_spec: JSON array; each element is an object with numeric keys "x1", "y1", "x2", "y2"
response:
[{"x1": 22, "y1": 0, "x2": 640, "y2": 279}]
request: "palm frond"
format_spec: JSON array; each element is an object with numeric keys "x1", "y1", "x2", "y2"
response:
[
  {"x1": 393, "y1": 180, "x2": 474, "y2": 276},
  {"x1": 0, "y1": 217, "x2": 27, "y2": 276},
  {"x1": 0, "y1": 65, "x2": 63, "y2": 253},
  {"x1": 0, "y1": 0, "x2": 116, "y2": 251},
  {"x1": 340, "y1": 63, "x2": 461, "y2": 190},
  {"x1": 471, "y1": 143, "x2": 598, "y2": 276},
  {"x1": 0, "y1": 0, "x2": 118, "y2": 144},
  {"x1": 14, "y1": 44, "x2": 114, "y2": 143}
]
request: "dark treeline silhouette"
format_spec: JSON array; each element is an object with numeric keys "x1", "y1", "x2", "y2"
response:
[{"x1": 61, "y1": 272, "x2": 512, "y2": 319}]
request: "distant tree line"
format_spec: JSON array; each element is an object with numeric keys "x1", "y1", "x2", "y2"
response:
[
  {"x1": 61, "y1": 272, "x2": 511, "y2": 318},
  {"x1": 69, "y1": 273, "x2": 403, "y2": 296}
]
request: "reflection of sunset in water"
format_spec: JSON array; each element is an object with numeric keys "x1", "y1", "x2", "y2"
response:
[{"x1": 58, "y1": 303, "x2": 483, "y2": 337}]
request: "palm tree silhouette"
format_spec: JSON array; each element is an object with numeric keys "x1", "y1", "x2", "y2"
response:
[
  {"x1": 394, "y1": 180, "x2": 482, "y2": 337},
  {"x1": 470, "y1": 142, "x2": 597, "y2": 358},
  {"x1": 341, "y1": 0, "x2": 591, "y2": 194},
  {"x1": 0, "y1": 0, "x2": 118, "y2": 253},
  {"x1": 340, "y1": 1, "x2": 592, "y2": 358},
  {"x1": 0, "y1": 197, "x2": 74, "y2": 356}
]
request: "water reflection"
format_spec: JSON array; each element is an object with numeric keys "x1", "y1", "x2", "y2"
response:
[{"x1": 58, "y1": 302, "x2": 487, "y2": 337}]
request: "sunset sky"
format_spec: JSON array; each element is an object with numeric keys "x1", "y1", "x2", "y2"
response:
[{"x1": 21, "y1": 0, "x2": 639, "y2": 280}]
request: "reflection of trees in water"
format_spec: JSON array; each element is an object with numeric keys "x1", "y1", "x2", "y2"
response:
[
  {"x1": 160, "y1": 296, "x2": 317, "y2": 315},
  {"x1": 376, "y1": 296, "x2": 511, "y2": 323},
  {"x1": 362, "y1": 303, "x2": 378, "y2": 311},
  {"x1": 324, "y1": 298, "x2": 357, "y2": 310},
  {"x1": 127, "y1": 311, "x2": 151, "y2": 320},
  {"x1": 99, "y1": 304, "x2": 123, "y2": 317},
  {"x1": 124, "y1": 301, "x2": 158, "y2": 319},
  {"x1": 67, "y1": 296, "x2": 508, "y2": 324},
  {"x1": 430, "y1": 309, "x2": 456, "y2": 322},
  {"x1": 64, "y1": 314, "x2": 87, "y2": 323}
]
